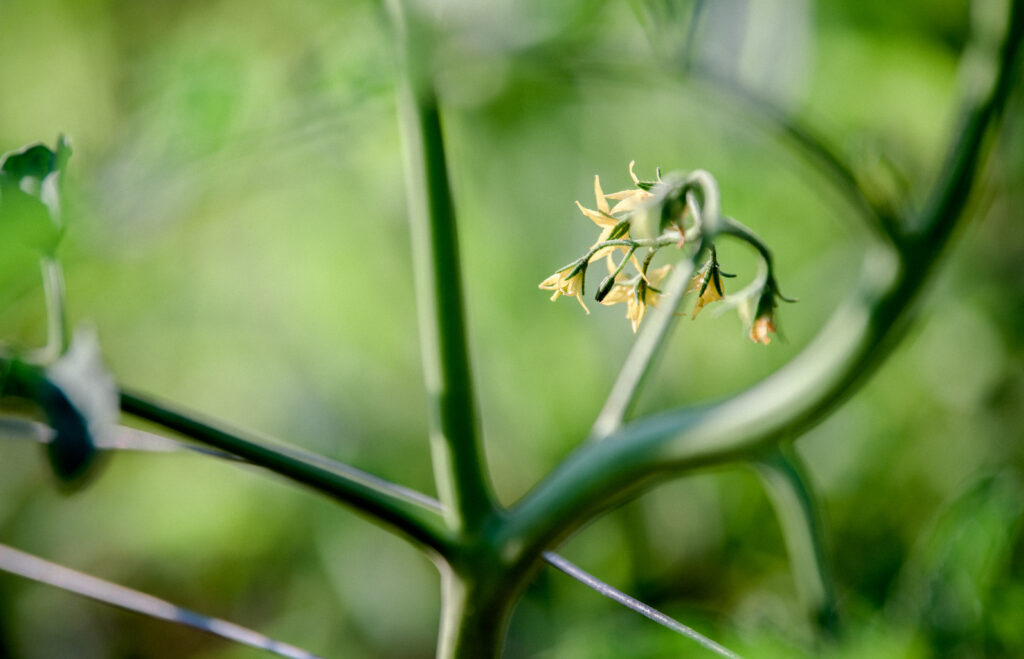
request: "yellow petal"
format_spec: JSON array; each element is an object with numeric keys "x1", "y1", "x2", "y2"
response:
[
  {"x1": 576, "y1": 201, "x2": 617, "y2": 228},
  {"x1": 609, "y1": 193, "x2": 651, "y2": 216},
  {"x1": 601, "y1": 286, "x2": 631, "y2": 305},
  {"x1": 691, "y1": 276, "x2": 724, "y2": 319},
  {"x1": 539, "y1": 272, "x2": 561, "y2": 290},
  {"x1": 627, "y1": 296, "x2": 646, "y2": 333},
  {"x1": 594, "y1": 175, "x2": 610, "y2": 214},
  {"x1": 647, "y1": 264, "x2": 672, "y2": 288},
  {"x1": 749, "y1": 315, "x2": 775, "y2": 344}
]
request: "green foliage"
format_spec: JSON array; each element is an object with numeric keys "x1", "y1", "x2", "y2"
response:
[
  {"x1": 0, "y1": 0, "x2": 1022, "y2": 658},
  {"x1": 0, "y1": 137, "x2": 69, "y2": 255}
]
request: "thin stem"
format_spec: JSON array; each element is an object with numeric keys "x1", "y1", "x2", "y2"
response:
[
  {"x1": 590, "y1": 255, "x2": 697, "y2": 439},
  {"x1": 390, "y1": 0, "x2": 497, "y2": 535},
  {"x1": 718, "y1": 216, "x2": 772, "y2": 268},
  {"x1": 590, "y1": 171, "x2": 720, "y2": 438},
  {"x1": 37, "y1": 257, "x2": 69, "y2": 361},
  {"x1": 119, "y1": 389, "x2": 453, "y2": 555},
  {"x1": 755, "y1": 446, "x2": 838, "y2": 635}
]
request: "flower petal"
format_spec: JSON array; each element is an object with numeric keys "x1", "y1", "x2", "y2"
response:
[
  {"x1": 646, "y1": 264, "x2": 672, "y2": 287},
  {"x1": 594, "y1": 175, "x2": 610, "y2": 214},
  {"x1": 609, "y1": 193, "x2": 651, "y2": 216},
  {"x1": 576, "y1": 201, "x2": 617, "y2": 228}
]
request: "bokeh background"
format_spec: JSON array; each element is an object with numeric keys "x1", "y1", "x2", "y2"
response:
[{"x1": 1, "y1": 0, "x2": 1023, "y2": 657}]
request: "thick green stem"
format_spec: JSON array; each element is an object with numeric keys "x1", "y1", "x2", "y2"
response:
[
  {"x1": 756, "y1": 447, "x2": 838, "y2": 635},
  {"x1": 119, "y1": 390, "x2": 453, "y2": 554},
  {"x1": 391, "y1": 0, "x2": 497, "y2": 534},
  {"x1": 436, "y1": 564, "x2": 519, "y2": 659}
]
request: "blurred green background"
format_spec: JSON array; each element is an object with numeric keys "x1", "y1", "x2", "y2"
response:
[{"x1": 1, "y1": 0, "x2": 1023, "y2": 657}]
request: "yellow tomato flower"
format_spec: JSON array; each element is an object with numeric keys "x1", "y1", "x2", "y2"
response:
[
  {"x1": 688, "y1": 265, "x2": 726, "y2": 319},
  {"x1": 601, "y1": 264, "x2": 671, "y2": 332},
  {"x1": 539, "y1": 264, "x2": 589, "y2": 313}
]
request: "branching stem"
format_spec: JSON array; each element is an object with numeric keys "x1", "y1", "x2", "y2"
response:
[{"x1": 119, "y1": 390, "x2": 454, "y2": 555}]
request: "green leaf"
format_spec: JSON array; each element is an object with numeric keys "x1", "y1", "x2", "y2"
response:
[
  {"x1": 0, "y1": 136, "x2": 72, "y2": 256},
  {"x1": 893, "y1": 471, "x2": 1024, "y2": 647}
]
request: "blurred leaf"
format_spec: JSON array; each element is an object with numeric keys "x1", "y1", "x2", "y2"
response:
[
  {"x1": 0, "y1": 136, "x2": 71, "y2": 266},
  {"x1": 0, "y1": 136, "x2": 71, "y2": 259},
  {"x1": 893, "y1": 470, "x2": 1024, "y2": 652}
]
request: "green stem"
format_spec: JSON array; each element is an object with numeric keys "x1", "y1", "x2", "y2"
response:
[
  {"x1": 909, "y1": 0, "x2": 1024, "y2": 250},
  {"x1": 630, "y1": 0, "x2": 901, "y2": 244},
  {"x1": 119, "y1": 389, "x2": 453, "y2": 555},
  {"x1": 391, "y1": 4, "x2": 497, "y2": 535},
  {"x1": 590, "y1": 255, "x2": 698, "y2": 438},
  {"x1": 697, "y1": 69, "x2": 903, "y2": 245},
  {"x1": 500, "y1": 0, "x2": 1024, "y2": 565},
  {"x1": 38, "y1": 257, "x2": 69, "y2": 360},
  {"x1": 436, "y1": 564, "x2": 519, "y2": 659},
  {"x1": 755, "y1": 446, "x2": 838, "y2": 635},
  {"x1": 590, "y1": 171, "x2": 722, "y2": 438}
]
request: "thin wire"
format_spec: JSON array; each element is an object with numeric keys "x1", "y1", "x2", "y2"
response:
[
  {"x1": 0, "y1": 543, "x2": 323, "y2": 659},
  {"x1": 543, "y1": 551, "x2": 743, "y2": 659},
  {"x1": 1, "y1": 416, "x2": 739, "y2": 654}
]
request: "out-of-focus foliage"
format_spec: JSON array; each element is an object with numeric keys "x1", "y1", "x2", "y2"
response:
[{"x1": 0, "y1": 0, "x2": 1021, "y2": 657}]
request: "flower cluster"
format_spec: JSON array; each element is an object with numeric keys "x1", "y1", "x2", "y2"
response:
[
  {"x1": 539, "y1": 162, "x2": 681, "y2": 332},
  {"x1": 540, "y1": 162, "x2": 791, "y2": 342}
]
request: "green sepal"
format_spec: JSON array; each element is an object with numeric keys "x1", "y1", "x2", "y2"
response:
[{"x1": 594, "y1": 274, "x2": 617, "y2": 302}]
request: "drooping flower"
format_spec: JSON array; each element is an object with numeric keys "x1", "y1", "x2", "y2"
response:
[
  {"x1": 742, "y1": 286, "x2": 779, "y2": 344},
  {"x1": 749, "y1": 312, "x2": 776, "y2": 344},
  {"x1": 539, "y1": 262, "x2": 589, "y2": 313},
  {"x1": 688, "y1": 255, "x2": 727, "y2": 319},
  {"x1": 601, "y1": 264, "x2": 671, "y2": 332}
]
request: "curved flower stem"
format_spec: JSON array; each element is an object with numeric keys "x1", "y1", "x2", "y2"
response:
[
  {"x1": 119, "y1": 389, "x2": 455, "y2": 556},
  {"x1": 755, "y1": 446, "x2": 838, "y2": 635},
  {"x1": 388, "y1": 0, "x2": 498, "y2": 536},
  {"x1": 718, "y1": 216, "x2": 772, "y2": 268},
  {"x1": 499, "y1": 0, "x2": 1024, "y2": 568},
  {"x1": 717, "y1": 215, "x2": 792, "y2": 300}
]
